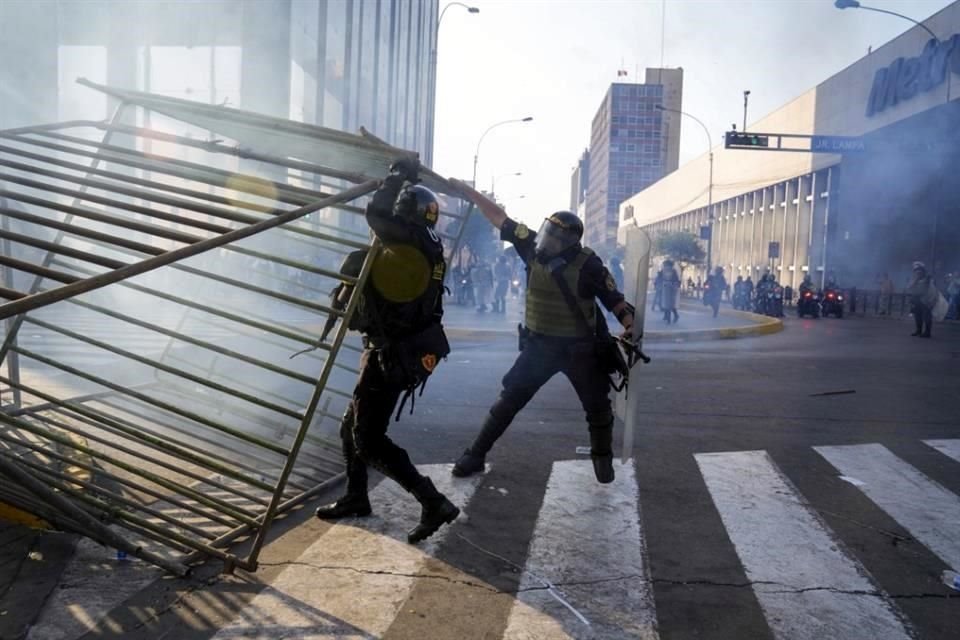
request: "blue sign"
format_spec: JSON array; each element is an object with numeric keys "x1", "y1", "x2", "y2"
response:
[
  {"x1": 811, "y1": 135, "x2": 866, "y2": 153},
  {"x1": 866, "y1": 34, "x2": 960, "y2": 117}
]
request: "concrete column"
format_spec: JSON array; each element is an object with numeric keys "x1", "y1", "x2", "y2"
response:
[
  {"x1": 240, "y1": 0, "x2": 292, "y2": 118},
  {"x1": 0, "y1": 1, "x2": 59, "y2": 128}
]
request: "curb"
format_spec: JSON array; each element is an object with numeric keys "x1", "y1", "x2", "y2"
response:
[{"x1": 446, "y1": 309, "x2": 783, "y2": 342}]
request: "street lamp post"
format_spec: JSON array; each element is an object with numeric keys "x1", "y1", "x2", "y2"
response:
[
  {"x1": 427, "y1": 3, "x2": 479, "y2": 166},
  {"x1": 472, "y1": 117, "x2": 533, "y2": 187},
  {"x1": 834, "y1": 0, "x2": 947, "y2": 272},
  {"x1": 656, "y1": 104, "x2": 714, "y2": 272}
]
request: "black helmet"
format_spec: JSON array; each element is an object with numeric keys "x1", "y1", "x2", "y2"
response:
[
  {"x1": 393, "y1": 184, "x2": 440, "y2": 227},
  {"x1": 535, "y1": 211, "x2": 583, "y2": 257}
]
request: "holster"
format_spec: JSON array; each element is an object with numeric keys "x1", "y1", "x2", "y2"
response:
[
  {"x1": 379, "y1": 323, "x2": 451, "y2": 389},
  {"x1": 517, "y1": 323, "x2": 530, "y2": 352}
]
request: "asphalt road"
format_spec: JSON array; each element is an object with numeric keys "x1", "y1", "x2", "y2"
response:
[{"x1": 10, "y1": 312, "x2": 960, "y2": 640}]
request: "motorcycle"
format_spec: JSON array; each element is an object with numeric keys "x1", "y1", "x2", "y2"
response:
[
  {"x1": 796, "y1": 289, "x2": 820, "y2": 318},
  {"x1": 821, "y1": 288, "x2": 844, "y2": 318},
  {"x1": 767, "y1": 285, "x2": 784, "y2": 317}
]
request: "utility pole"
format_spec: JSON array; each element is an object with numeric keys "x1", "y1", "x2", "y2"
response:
[{"x1": 743, "y1": 90, "x2": 751, "y2": 132}]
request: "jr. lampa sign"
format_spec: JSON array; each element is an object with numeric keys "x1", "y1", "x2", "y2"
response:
[{"x1": 866, "y1": 35, "x2": 960, "y2": 117}]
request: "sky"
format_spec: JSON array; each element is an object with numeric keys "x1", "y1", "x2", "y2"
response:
[{"x1": 432, "y1": 0, "x2": 955, "y2": 229}]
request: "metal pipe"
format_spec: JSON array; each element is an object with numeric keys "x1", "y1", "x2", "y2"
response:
[
  {"x1": 50, "y1": 259, "x2": 328, "y2": 349},
  {"x1": 0, "y1": 449, "x2": 190, "y2": 576},
  {"x1": 0, "y1": 437, "x2": 222, "y2": 539},
  {"x1": 0, "y1": 179, "x2": 379, "y2": 319},
  {"x1": 10, "y1": 347, "x2": 290, "y2": 457},
  {"x1": 0, "y1": 410, "x2": 260, "y2": 525},
  {"x1": 0, "y1": 375, "x2": 298, "y2": 491},
  {"x1": 244, "y1": 239, "x2": 381, "y2": 568},
  {"x1": 10, "y1": 411, "x2": 271, "y2": 509}
]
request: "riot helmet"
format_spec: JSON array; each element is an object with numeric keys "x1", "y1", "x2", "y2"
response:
[
  {"x1": 393, "y1": 184, "x2": 440, "y2": 227},
  {"x1": 535, "y1": 211, "x2": 583, "y2": 257}
]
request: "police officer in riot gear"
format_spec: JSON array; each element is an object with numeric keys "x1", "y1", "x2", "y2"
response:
[
  {"x1": 448, "y1": 181, "x2": 635, "y2": 484},
  {"x1": 315, "y1": 158, "x2": 459, "y2": 544}
]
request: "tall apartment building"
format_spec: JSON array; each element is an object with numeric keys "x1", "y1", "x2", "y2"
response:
[
  {"x1": 582, "y1": 67, "x2": 683, "y2": 256},
  {"x1": 569, "y1": 149, "x2": 590, "y2": 216}
]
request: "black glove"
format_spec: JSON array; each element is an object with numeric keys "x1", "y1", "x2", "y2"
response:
[{"x1": 389, "y1": 157, "x2": 420, "y2": 183}]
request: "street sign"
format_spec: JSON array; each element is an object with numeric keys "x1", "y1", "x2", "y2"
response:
[
  {"x1": 700, "y1": 225, "x2": 711, "y2": 240},
  {"x1": 768, "y1": 242, "x2": 780, "y2": 259},
  {"x1": 811, "y1": 135, "x2": 866, "y2": 153}
]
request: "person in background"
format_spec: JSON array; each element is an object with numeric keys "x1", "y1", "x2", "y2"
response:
[
  {"x1": 610, "y1": 256, "x2": 625, "y2": 293},
  {"x1": 493, "y1": 255, "x2": 512, "y2": 314},
  {"x1": 652, "y1": 268, "x2": 664, "y2": 311},
  {"x1": 879, "y1": 272, "x2": 894, "y2": 316},
  {"x1": 907, "y1": 261, "x2": 937, "y2": 338},
  {"x1": 661, "y1": 260, "x2": 681, "y2": 324},
  {"x1": 472, "y1": 259, "x2": 493, "y2": 312},
  {"x1": 945, "y1": 273, "x2": 959, "y2": 320}
]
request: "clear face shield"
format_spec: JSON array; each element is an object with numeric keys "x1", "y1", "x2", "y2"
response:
[{"x1": 535, "y1": 219, "x2": 578, "y2": 258}]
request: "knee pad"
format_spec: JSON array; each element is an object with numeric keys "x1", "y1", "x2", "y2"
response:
[
  {"x1": 587, "y1": 408, "x2": 614, "y2": 430},
  {"x1": 490, "y1": 394, "x2": 525, "y2": 422}
]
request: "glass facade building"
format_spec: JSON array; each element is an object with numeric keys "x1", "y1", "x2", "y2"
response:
[{"x1": 0, "y1": 0, "x2": 437, "y2": 164}]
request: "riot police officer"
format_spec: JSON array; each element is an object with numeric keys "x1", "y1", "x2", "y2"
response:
[
  {"x1": 448, "y1": 180, "x2": 635, "y2": 484},
  {"x1": 315, "y1": 158, "x2": 459, "y2": 544}
]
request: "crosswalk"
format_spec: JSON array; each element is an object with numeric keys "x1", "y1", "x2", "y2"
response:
[{"x1": 200, "y1": 438, "x2": 960, "y2": 639}]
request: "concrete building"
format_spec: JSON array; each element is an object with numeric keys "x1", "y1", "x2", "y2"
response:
[
  {"x1": 0, "y1": 0, "x2": 437, "y2": 165},
  {"x1": 583, "y1": 68, "x2": 683, "y2": 257},
  {"x1": 569, "y1": 149, "x2": 590, "y2": 215},
  {"x1": 620, "y1": 2, "x2": 960, "y2": 292}
]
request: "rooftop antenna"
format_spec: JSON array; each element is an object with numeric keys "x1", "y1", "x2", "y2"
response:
[{"x1": 658, "y1": 0, "x2": 666, "y2": 83}]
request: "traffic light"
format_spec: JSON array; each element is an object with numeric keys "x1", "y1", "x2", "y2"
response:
[{"x1": 725, "y1": 132, "x2": 769, "y2": 148}]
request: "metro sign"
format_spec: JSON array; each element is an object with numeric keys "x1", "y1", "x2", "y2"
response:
[{"x1": 866, "y1": 34, "x2": 960, "y2": 117}]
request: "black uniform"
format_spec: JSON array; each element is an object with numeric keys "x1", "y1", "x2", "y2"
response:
[
  {"x1": 453, "y1": 217, "x2": 628, "y2": 483},
  {"x1": 317, "y1": 172, "x2": 458, "y2": 544}
]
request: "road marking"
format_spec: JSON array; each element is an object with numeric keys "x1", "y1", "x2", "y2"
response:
[
  {"x1": 696, "y1": 450, "x2": 911, "y2": 640},
  {"x1": 503, "y1": 459, "x2": 658, "y2": 640},
  {"x1": 210, "y1": 464, "x2": 484, "y2": 639},
  {"x1": 923, "y1": 439, "x2": 960, "y2": 465},
  {"x1": 817, "y1": 443, "x2": 960, "y2": 571}
]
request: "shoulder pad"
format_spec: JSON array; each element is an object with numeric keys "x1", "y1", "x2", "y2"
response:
[{"x1": 580, "y1": 247, "x2": 595, "y2": 257}]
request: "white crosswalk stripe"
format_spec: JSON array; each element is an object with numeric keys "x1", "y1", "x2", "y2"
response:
[
  {"x1": 210, "y1": 464, "x2": 486, "y2": 640},
  {"x1": 36, "y1": 440, "x2": 960, "y2": 639},
  {"x1": 504, "y1": 459, "x2": 658, "y2": 640},
  {"x1": 816, "y1": 443, "x2": 960, "y2": 572},
  {"x1": 924, "y1": 438, "x2": 960, "y2": 465},
  {"x1": 696, "y1": 450, "x2": 912, "y2": 640}
]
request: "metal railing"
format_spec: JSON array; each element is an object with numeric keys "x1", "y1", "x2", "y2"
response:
[{"x1": 0, "y1": 87, "x2": 474, "y2": 575}]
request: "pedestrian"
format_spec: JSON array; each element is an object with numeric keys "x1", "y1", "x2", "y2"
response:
[
  {"x1": 704, "y1": 266, "x2": 726, "y2": 318},
  {"x1": 661, "y1": 260, "x2": 681, "y2": 324},
  {"x1": 946, "y1": 273, "x2": 960, "y2": 320},
  {"x1": 610, "y1": 256, "x2": 625, "y2": 293},
  {"x1": 907, "y1": 261, "x2": 936, "y2": 338},
  {"x1": 652, "y1": 269, "x2": 664, "y2": 311},
  {"x1": 314, "y1": 158, "x2": 459, "y2": 544},
  {"x1": 494, "y1": 255, "x2": 512, "y2": 314},
  {"x1": 449, "y1": 180, "x2": 635, "y2": 484},
  {"x1": 879, "y1": 272, "x2": 894, "y2": 315},
  {"x1": 472, "y1": 259, "x2": 493, "y2": 312}
]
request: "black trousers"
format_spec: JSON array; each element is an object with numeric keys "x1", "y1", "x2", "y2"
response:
[
  {"x1": 339, "y1": 349, "x2": 423, "y2": 495},
  {"x1": 483, "y1": 335, "x2": 613, "y2": 447},
  {"x1": 912, "y1": 302, "x2": 933, "y2": 335}
]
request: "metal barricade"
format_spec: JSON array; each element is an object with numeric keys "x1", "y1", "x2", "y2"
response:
[{"x1": 0, "y1": 84, "x2": 473, "y2": 574}]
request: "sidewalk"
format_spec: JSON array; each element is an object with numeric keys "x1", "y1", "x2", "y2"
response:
[{"x1": 442, "y1": 298, "x2": 776, "y2": 341}]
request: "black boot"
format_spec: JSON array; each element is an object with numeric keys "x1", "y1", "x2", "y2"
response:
[
  {"x1": 407, "y1": 477, "x2": 459, "y2": 544},
  {"x1": 315, "y1": 492, "x2": 372, "y2": 520},
  {"x1": 452, "y1": 410, "x2": 511, "y2": 477},
  {"x1": 589, "y1": 425, "x2": 615, "y2": 484}
]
